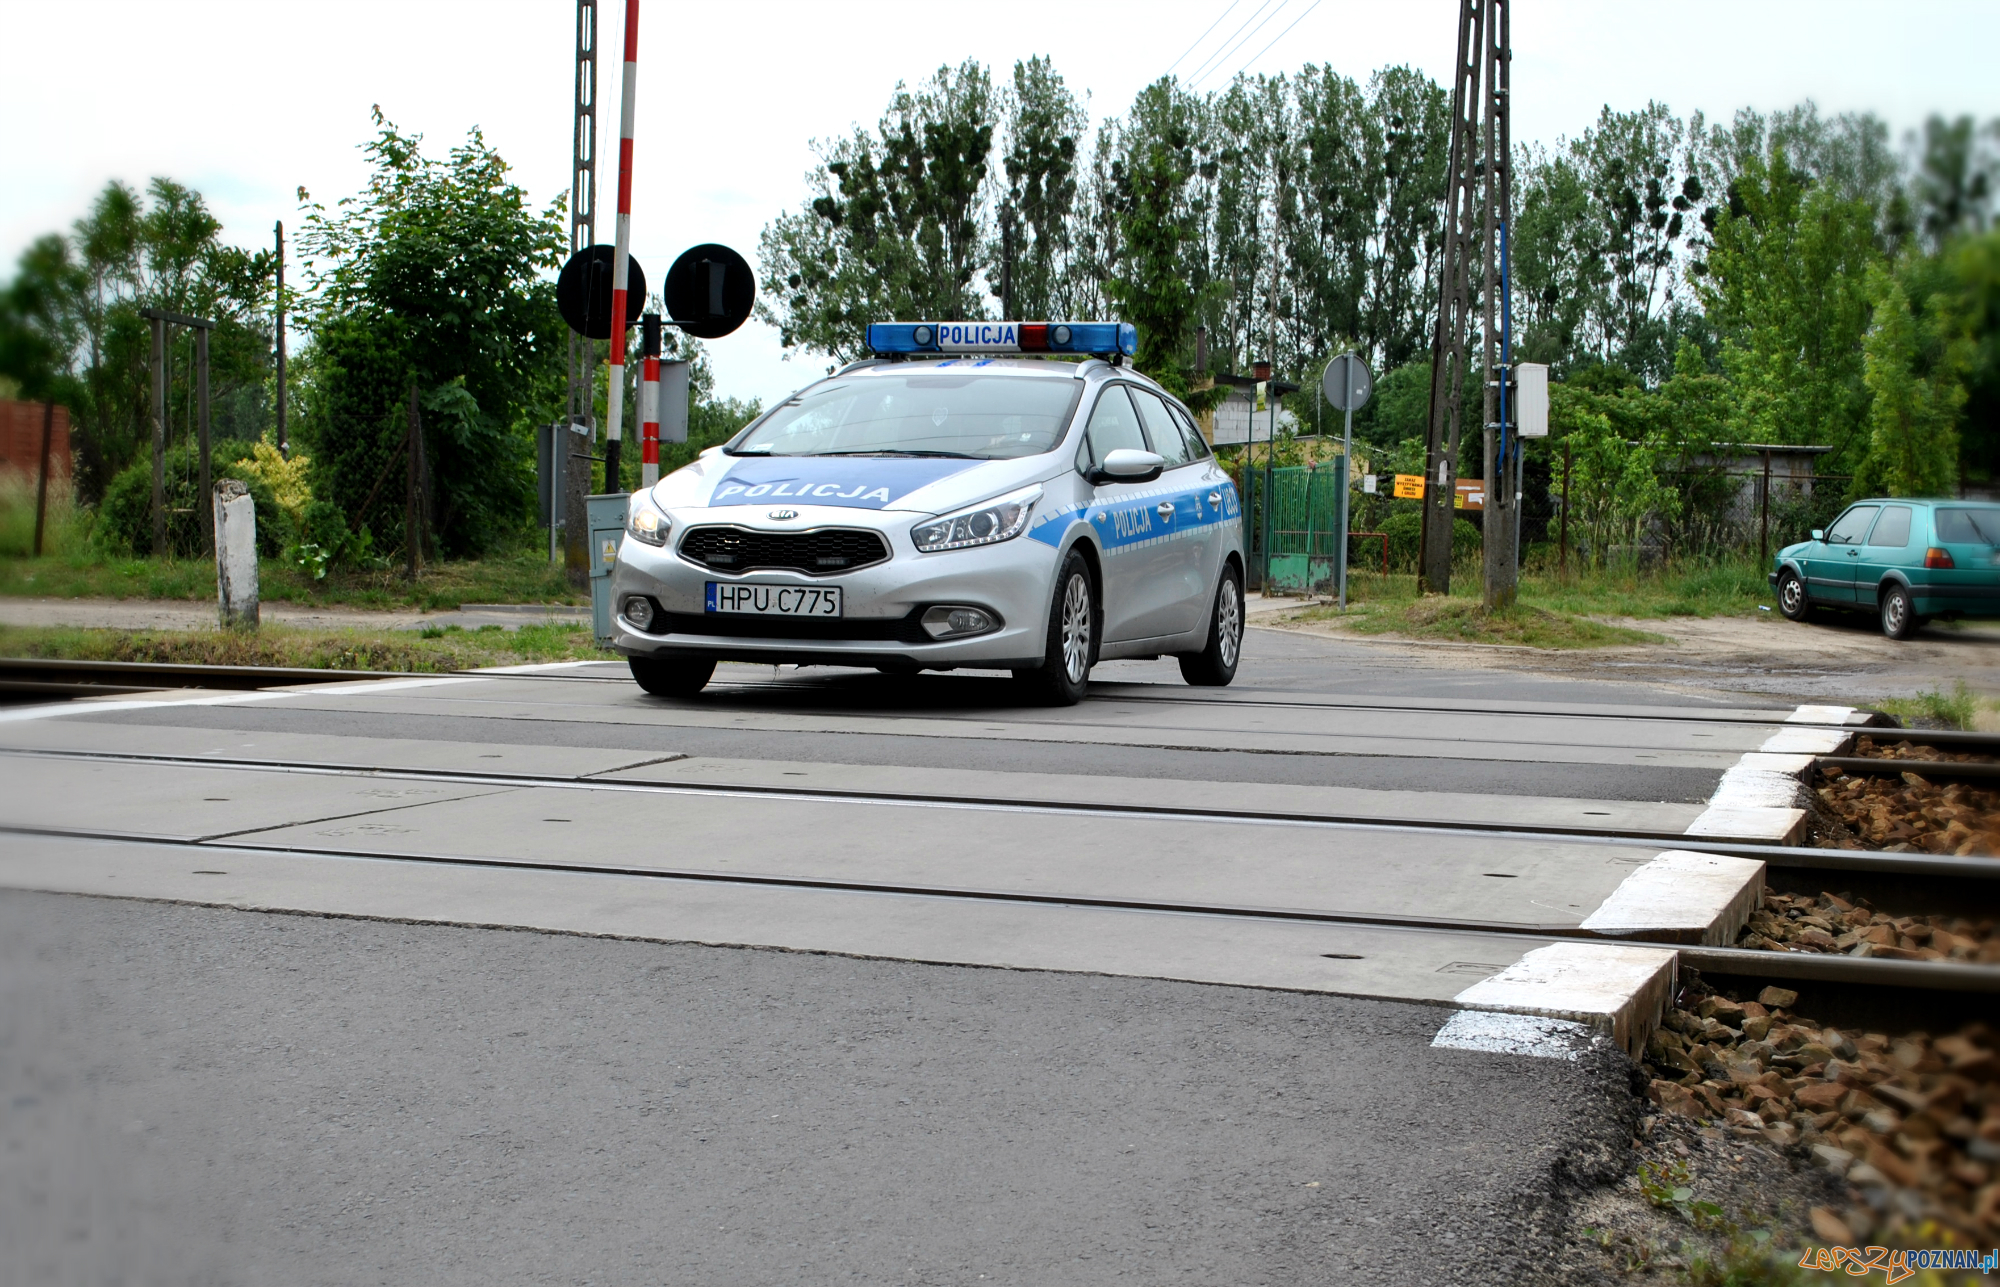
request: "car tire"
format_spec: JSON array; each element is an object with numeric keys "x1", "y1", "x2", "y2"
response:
[
  {"x1": 1879, "y1": 583, "x2": 1917, "y2": 641},
  {"x1": 630, "y1": 655, "x2": 715, "y2": 697},
  {"x1": 1014, "y1": 551, "x2": 1094, "y2": 706},
  {"x1": 1178, "y1": 562, "x2": 1243, "y2": 687},
  {"x1": 1776, "y1": 569, "x2": 1812, "y2": 622}
]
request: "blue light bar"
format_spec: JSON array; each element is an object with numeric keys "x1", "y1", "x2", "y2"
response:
[{"x1": 865, "y1": 321, "x2": 1138, "y2": 357}]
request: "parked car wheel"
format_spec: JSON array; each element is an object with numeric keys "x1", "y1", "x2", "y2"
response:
[
  {"x1": 1879, "y1": 583, "x2": 1917, "y2": 640},
  {"x1": 1776, "y1": 569, "x2": 1812, "y2": 622},
  {"x1": 1178, "y1": 562, "x2": 1243, "y2": 687},
  {"x1": 1014, "y1": 551, "x2": 1094, "y2": 706},
  {"x1": 630, "y1": 655, "x2": 716, "y2": 697}
]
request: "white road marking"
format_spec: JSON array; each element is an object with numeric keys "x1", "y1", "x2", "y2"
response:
[{"x1": 1430, "y1": 1011, "x2": 1606, "y2": 1061}]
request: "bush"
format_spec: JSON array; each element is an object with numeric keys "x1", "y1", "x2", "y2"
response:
[
  {"x1": 99, "y1": 438, "x2": 285, "y2": 557},
  {"x1": 1380, "y1": 506, "x2": 1481, "y2": 572}
]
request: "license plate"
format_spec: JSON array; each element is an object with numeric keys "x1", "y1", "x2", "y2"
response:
[{"x1": 705, "y1": 583, "x2": 843, "y2": 617}]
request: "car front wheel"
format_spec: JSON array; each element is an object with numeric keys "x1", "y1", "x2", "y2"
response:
[
  {"x1": 1014, "y1": 552, "x2": 1094, "y2": 706},
  {"x1": 1879, "y1": 583, "x2": 1917, "y2": 641},
  {"x1": 1178, "y1": 562, "x2": 1243, "y2": 687},
  {"x1": 630, "y1": 655, "x2": 716, "y2": 697},
  {"x1": 1777, "y1": 569, "x2": 1811, "y2": 622}
]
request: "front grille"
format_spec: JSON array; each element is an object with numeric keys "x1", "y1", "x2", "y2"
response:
[
  {"x1": 679, "y1": 525, "x2": 891, "y2": 576},
  {"x1": 656, "y1": 609, "x2": 930, "y2": 643}
]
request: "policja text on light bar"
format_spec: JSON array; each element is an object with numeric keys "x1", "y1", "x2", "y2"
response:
[{"x1": 865, "y1": 321, "x2": 1138, "y2": 357}]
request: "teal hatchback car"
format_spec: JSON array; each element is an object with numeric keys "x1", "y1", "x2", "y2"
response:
[{"x1": 1771, "y1": 499, "x2": 2000, "y2": 639}]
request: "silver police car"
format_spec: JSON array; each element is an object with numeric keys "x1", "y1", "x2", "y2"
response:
[{"x1": 608, "y1": 321, "x2": 1245, "y2": 705}]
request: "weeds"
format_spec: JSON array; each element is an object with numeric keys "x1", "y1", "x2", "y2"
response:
[
  {"x1": 0, "y1": 621, "x2": 611, "y2": 672},
  {"x1": 0, "y1": 550, "x2": 582, "y2": 610},
  {"x1": 1876, "y1": 680, "x2": 1979, "y2": 730},
  {"x1": 1295, "y1": 594, "x2": 1665, "y2": 649}
]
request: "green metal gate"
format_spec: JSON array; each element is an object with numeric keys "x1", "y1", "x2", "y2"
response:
[{"x1": 1240, "y1": 460, "x2": 1348, "y2": 593}]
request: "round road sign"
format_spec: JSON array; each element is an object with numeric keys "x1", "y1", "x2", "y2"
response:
[
  {"x1": 664, "y1": 244, "x2": 755, "y2": 339},
  {"x1": 1321, "y1": 352, "x2": 1373, "y2": 412},
  {"x1": 557, "y1": 245, "x2": 648, "y2": 340}
]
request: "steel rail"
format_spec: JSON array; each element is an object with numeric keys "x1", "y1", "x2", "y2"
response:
[
  {"x1": 5, "y1": 745, "x2": 1997, "y2": 884},
  {"x1": 1817, "y1": 755, "x2": 1999, "y2": 781},
  {"x1": 0, "y1": 657, "x2": 410, "y2": 690},
  {"x1": 8, "y1": 821, "x2": 1995, "y2": 998}
]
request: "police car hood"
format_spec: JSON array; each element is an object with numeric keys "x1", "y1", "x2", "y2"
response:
[{"x1": 656, "y1": 452, "x2": 1057, "y2": 517}]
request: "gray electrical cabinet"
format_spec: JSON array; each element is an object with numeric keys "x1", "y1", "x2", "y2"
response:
[{"x1": 585, "y1": 492, "x2": 629, "y2": 644}]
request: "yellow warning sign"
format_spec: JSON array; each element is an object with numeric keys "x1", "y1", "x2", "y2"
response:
[{"x1": 1392, "y1": 474, "x2": 1425, "y2": 499}]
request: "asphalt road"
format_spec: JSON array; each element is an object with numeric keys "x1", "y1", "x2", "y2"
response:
[
  {"x1": 0, "y1": 889, "x2": 1632, "y2": 1287},
  {"x1": 0, "y1": 623, "x2": 1834, "y2": 1284}
]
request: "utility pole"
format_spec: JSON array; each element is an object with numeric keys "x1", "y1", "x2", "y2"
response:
[
  {"x1": 565, "y1": 0, "x2": 599, "y2": 583},
  {"x1": 601, "y1": 0, "x2": 640, "y2": 496},
  {"x1": 1419, "y1": 0, "x2": 1488, "y2": 596},
  {"x1": 1477, "y1": 0, "x2": 1517, "y2": 609},
  {"x1": 149, "y1": 314, "x2": 166, "y2": 557},
  {"x1": 274, "y1": 220, "x2": 288, "y2": 455}
]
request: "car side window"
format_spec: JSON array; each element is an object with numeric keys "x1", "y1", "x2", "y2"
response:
[
  {"x1": 1170, "y1": 404, "x2": 1212, "y2": 459},
  {"x1": 1866, "y1": 506, "x2": 1912, "y2": 548},
  {"x1": 1077, "y1": 385, "x2": 1146, "y2": 476},
  {"x1": 1129, "y1": 387, "x2": 1192, "y2": 468},
  {"x1": 1824, "y1": 505, "x2": 1878, "y2": 545}
]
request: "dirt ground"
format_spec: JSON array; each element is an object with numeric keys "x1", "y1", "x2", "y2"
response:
[{"x1": 1253, "y1": 595, "x2": 2000, "y2": 713}]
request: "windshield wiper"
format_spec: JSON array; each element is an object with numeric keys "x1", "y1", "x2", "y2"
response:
[{"x1": 813, "y1": 449, "x2": 979, "y2": 459}]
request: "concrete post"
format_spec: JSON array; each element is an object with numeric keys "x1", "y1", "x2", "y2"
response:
[{"x1": 214, "y1": 480, "x2": 259, "y2": 629}]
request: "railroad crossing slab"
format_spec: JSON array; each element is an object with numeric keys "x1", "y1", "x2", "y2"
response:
[
  {"x1": 0, "y1": 755, "x2": 511, "y2": 843},
  {"x1": 0, "y1": 832, "x2": 1560, "y2": 1005},
  {"x1": 602, "y1": 754, "x2": 1710, "y2": 838}
]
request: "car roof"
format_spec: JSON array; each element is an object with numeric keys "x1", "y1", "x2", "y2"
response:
[{"x1": 825, "y1": 355, "x2": 1179, "y2": 401}]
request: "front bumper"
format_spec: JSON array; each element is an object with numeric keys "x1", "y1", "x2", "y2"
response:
[{"x1": 609, "y1": 505, "x2": 1058, "y2": 669}]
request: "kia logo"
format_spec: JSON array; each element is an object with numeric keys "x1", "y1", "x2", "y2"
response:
[{"x1": 768, "y1": 509, "x2": 798, "y2": 520}]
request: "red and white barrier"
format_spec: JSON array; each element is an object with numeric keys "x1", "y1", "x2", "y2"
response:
[{"x1": 603, "y1": 0, "x2": 639, "y2": 486}]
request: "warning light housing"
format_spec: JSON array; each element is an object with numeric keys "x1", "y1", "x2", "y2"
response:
[{"x1": 865, "y1": 321, "x2": 1137, "y2": 358}]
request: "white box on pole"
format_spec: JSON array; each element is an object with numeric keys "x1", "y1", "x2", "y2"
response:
[
  {"x1": 1515, "y1": 363, "x2": 1549, "y2": 438},
  {"x1": 660, "y1": 359, "x2": 691, "y2": 444}
]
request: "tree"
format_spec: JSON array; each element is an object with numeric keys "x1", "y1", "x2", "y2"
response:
[
  {"x1": 1857, "y1": 263, "x2": 1965, "y2": 497},
  {"x1": 296, "y1": 107, "x2": 566, "y2": 555},
  {"x1": 758, "y1": 62, "x2": 997, "y2": 362},
  {"x1": 1701, "y1": 144, "x2": 1882, "y2": 469},
  {"x1": 1107, "y1": 79, "x2": 1219, "y2": 404},
  {"x1": 991, "y1": 57, "x2": 1087, "y2": 322},
  {"x1": 1912, "y1": 114, "x2": 2000, "y2": 252}
]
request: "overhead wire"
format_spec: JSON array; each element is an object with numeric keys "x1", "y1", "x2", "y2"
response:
[
  {"x1": 1162, "y1": 0, "x2": 1242, "y2": 80},
  {"x1": 1189, "y1": 0, "x2": 1300, "y2": 91},
  {"x1": 1217, "y1": 0, "x2": 1325, "y2": 87},
  {"x1": 1182, "y1": 0, "x2": 1285, "y2": 90}
]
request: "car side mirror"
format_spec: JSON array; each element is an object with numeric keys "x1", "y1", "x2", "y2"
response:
[
  {"x1": 1810, "y1": 529, "x2": 1824, "y2": 542},
  {"x1": 1093, "y1": 448, "x2": 1164, "y2": 485}
]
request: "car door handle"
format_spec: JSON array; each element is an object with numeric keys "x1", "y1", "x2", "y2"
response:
[
  {"x1": 1207, "y1": 492, "x2": 1222, "y2": 505},
  {"x1": 1157, "y1": 503, "x2": 1175, "y2": 518}
]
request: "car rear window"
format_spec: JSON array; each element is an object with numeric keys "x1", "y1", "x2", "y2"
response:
[{"x1": 1936, "y1": 507, "x2": 2000, "y2": 545}]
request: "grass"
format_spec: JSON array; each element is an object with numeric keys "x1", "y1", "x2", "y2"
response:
[
  {"x1": 1290, "y1": 567, "x2": 1671, "y2": 649},
  {"x1": 2, "y1": 550, "x2": 583, "y2": 611},
  {"x1": 1876, "y1": 680, "x2": 1981, "y2": 730},
  {"x1": 0, "y1": 621, "x2": 612, "y2": 672}
]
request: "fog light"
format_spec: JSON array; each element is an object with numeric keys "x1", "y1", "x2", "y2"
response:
[
  {"x1": 624, "y1": 596, "x2": 656, "y2": 631},
  {"x1": 921, "y1": 605, "x2": 996, "y2": 639}
]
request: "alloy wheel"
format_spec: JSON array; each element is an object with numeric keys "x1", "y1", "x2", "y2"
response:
[
  {"x1": 1060, "y1": 573, "x2": 1092, "y2": 685},
  {"x1": 1780, "y1": 575, "x2": 1803, "y2": 617},
  {"x1": 1217, "y1": 577, "x2": 1242, "y2": 668}
]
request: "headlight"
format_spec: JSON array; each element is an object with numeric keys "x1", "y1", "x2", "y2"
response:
[
  {"x1": 627, "y1": 490, "x2": 670, "y2": 546},
  {"x1": 911, "y1": 485, "x2": 1041, "y2": 553}
]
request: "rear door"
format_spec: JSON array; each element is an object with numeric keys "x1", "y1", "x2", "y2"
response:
[
  {"x1": 1854, "y1": 504, "x2": 1915, "y2": 607},
  {"x1": 1805, "y1": 504, "x2": 1877, "y2": 603}
]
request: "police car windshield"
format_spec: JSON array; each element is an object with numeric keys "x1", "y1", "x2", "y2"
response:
[{"x1": 731, "y1": 374, "x2": 1075, "y2": 460}]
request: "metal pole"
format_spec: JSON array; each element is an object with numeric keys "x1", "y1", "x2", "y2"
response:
[
  {"x1": 640, "y1": 312, "x2": 661, "y2": 486},
  {"x1": 197, "y1": 326, "x2": 212, "y2": 553},
  {"x1": 1760, "y1": 448, "x2": 1771, "y2": 567},
  {"x1": 274, "y1": 220, "x2": 288, "y2": 455},
  {"x1": 601, "y1": 0, "x2": 640, "y2": 495},
  {"x1": 150, "y1": 316, "x2": 166, "y2": 558},
  {"x1": 1338, "y1": 382, "x2": 1353, "y2": 611},
  {"x1": 405, "y1": 384, "x2": 421, "y2": 581},
  {"x1": 566, "y1": 0, "x2": 599, "y2": 580},
  {"x1": 1559, "y1": 439, "x2": 1571, "y2": 577},
  {"x1": 32, "y1": 401, "x2": 53, "y2": 557}
]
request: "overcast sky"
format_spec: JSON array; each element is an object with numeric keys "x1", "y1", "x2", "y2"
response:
[{"x1": 3, "y1": 0, "x2": 1994, "y2": 407}]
